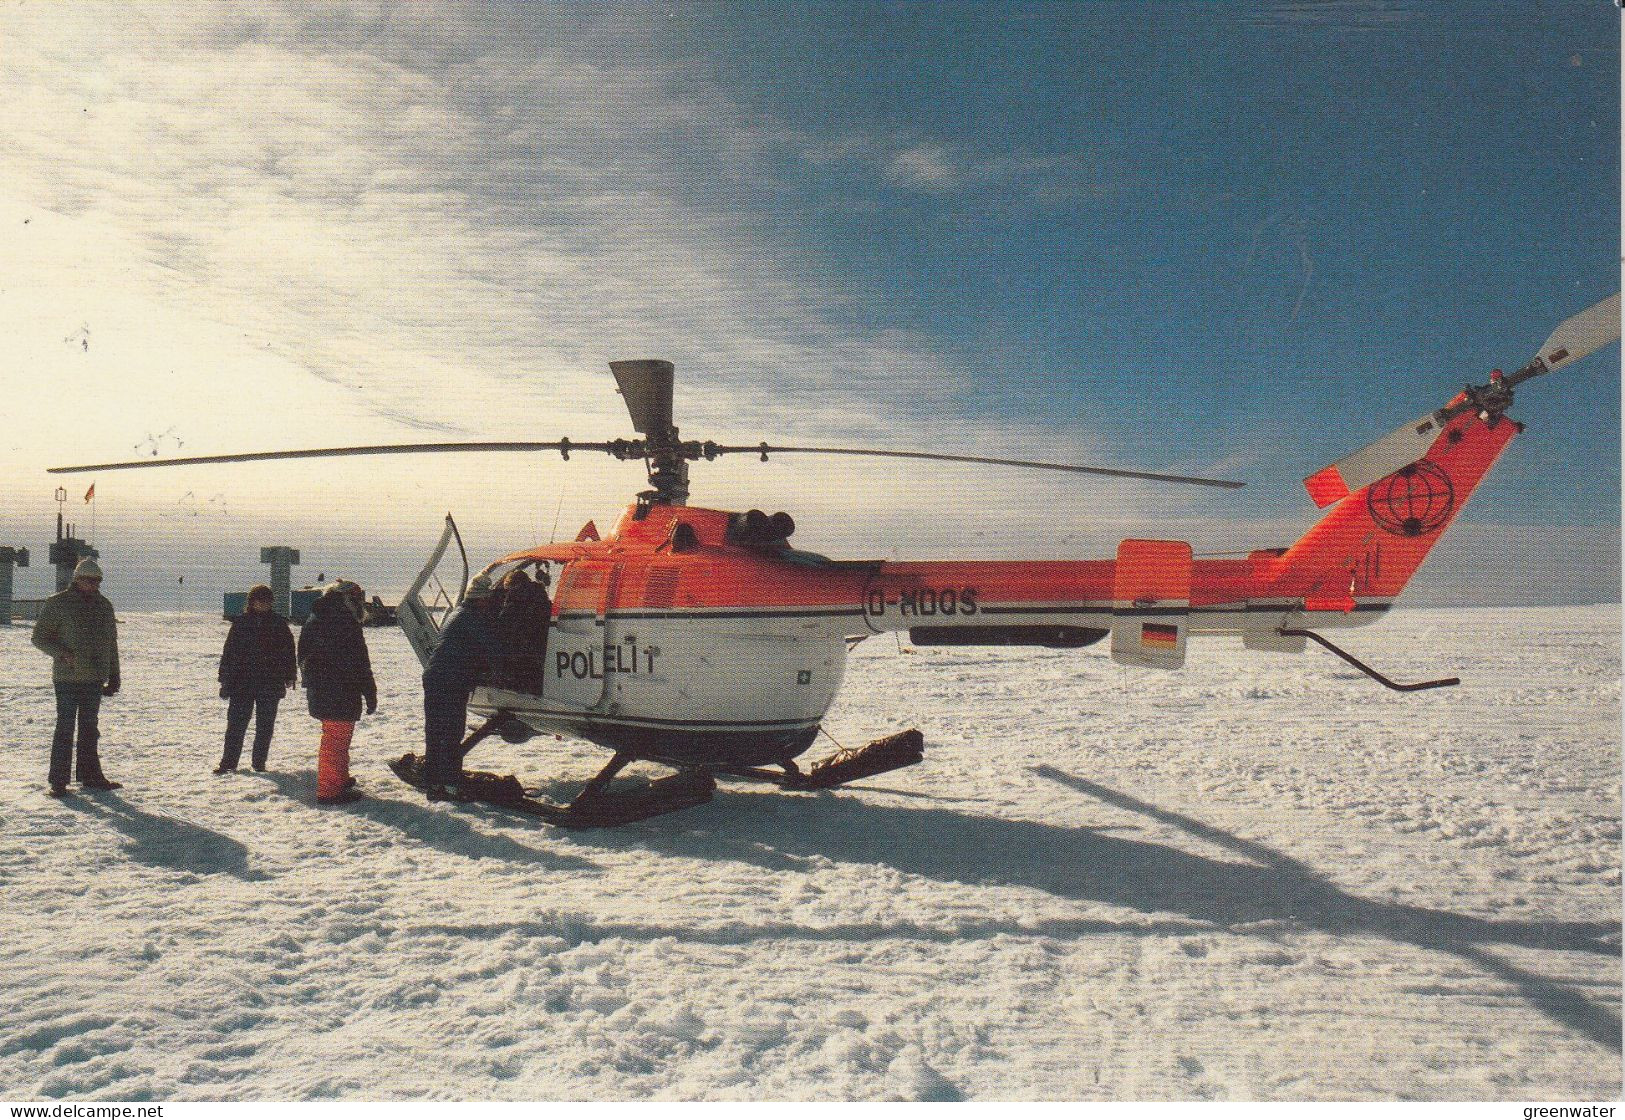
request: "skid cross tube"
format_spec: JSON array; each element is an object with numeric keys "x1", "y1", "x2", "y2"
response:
[
  {"x1": 1278, "y1": 628, "x2": 1459, "y2": 692},
  {"x1": 455, "y1": 709, "x2": 519, "y2": 763}
]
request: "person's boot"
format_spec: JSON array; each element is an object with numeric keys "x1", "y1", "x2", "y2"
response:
[
  {"x1": 213, "y1": 762, "x2": 236, "y2": 774},
  {"x1": 79, "y1": 772, "x2": 122, "y2": 790},
  {"x1": 426, "y1": 778, "x2": 473, "y2": 802},
  {"x1": 317, "y1": 787, "x2": 364, "y2": 805},
  {"x1": 48, "y1": 782, "x2": 69, "y2": 798}
]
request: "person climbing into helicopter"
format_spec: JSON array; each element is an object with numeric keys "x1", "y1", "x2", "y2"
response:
[
  {"x1": 420, "y1": 573, "x2": 506, "y2": 798},
  {"x1": 297, "y1": 580, "x2": 377, "y2": 805},
  {"x1": 494, "y1": 565, "x2": 552, "y2": 693}
]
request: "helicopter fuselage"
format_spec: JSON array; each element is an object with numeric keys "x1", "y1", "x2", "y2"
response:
[{"x1": 452, "y1": 406, "x2": 1515, "y2": 770}]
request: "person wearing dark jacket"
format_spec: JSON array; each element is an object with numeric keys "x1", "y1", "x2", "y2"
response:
[
  {"x1": 30, "y1": 557, "x2": 121, "y2": 796},
  {"x1": 493, "y1": 566, "x2": 552, "y2": 693},
  {"x1": 421, "y1": 574, "x2": 505, "y2": 793},
  {"x1": 297, "y1": 581, "x2": 377, "y2": 805},
  {"x1": 215, "y1": 584, "x2": 297, "y2": 774}
]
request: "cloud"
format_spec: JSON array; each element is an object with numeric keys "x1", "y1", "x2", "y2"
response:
[
  {"x1": 1241, "y1": 1, "x2": 1422, "y2": 31},
  {"x1": 3, "y1": 2, "x2": 1218, "y2": 490},
  {"x1": 0, "y1": 2, "x2": 989, "y2": 450},
  {"x1": 884, "y1": 144, "x2": 960, "y2": 192}
]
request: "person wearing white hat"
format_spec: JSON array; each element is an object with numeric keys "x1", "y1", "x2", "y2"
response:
[{"x1": 31, "y1": 557, "x2": 122, "y2": 796}]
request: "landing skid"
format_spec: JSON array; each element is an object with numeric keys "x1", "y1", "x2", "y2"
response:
[
  {"x1": 389, "y1": 724, "x2": 926, "y2": 828},
  {"x1": 390, "y1": 750, "x2": 716, "y2": 828},
  {"x1": 714, "y1": 729, "x2": 925, "y2": 790}
]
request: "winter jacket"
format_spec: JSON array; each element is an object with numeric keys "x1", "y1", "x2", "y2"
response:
[
  {"x1": 32, "y1": 587, "x2": 120, "y2": 686},
  {"x1": 219, "y1": 611, "x2": 297, "y2": 699},
  {"x1": 492, "y1": 583, "x2": 551, "y2": 692},
  {"x1": 297, "y1": 591, "x2": 377, "y2": 722},
  {"x1": 423, "y1": 599, "x2": 504, "y2": 692}
]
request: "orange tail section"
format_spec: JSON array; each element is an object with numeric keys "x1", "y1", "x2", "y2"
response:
[{"x1": 1260, "y1": 403, "x2": 1521, "y2": 609}]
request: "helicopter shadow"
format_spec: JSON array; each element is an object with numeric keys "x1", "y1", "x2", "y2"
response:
[
  {"x1": 637, "y1": 770, "x2": 1620, "y2": 1052},
  {"x1": 65, "y1": 790, "x2": 263, "y2": 881},
  {"x1": 253, "y1": 769, "x2": 600, "y2": 872}
]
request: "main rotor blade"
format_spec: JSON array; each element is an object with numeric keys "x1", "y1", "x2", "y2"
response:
[
  {"x1": 47, "y1": 441, "x2": 619, "y2": 474},
  {"x1": 710, "y1": 444, "x2": 1244, "y2": 489},
  {"x1": 608, "y1": 359, "x2": 675, "y2": 436}
]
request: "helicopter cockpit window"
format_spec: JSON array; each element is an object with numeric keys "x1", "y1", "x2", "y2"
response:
[{"x1": 482, "y1": 559, "x2": 529, "y2": 588}]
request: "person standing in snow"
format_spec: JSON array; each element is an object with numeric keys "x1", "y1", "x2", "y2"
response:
[
  {"x1": 30, "y1": 557, "x2": 122, "y2": 797},
  {"x1": 297, "y1": 580, "x2": 377, "y2": 805},
  {"x1": 420, "y1": 573, "x2": 505, "y2": 796},
  {"x1": 214, "y1": 583, "x2": 297, "y2": 774}
]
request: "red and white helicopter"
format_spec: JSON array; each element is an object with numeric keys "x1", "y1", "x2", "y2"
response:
[{"x1": 51, "y1": 293, "x2": 1620, "y2": 825}]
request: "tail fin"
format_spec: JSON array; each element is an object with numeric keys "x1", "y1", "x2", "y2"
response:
[{"x1": 1260, "y1": 403, "x2": 1520, "y2": 608}]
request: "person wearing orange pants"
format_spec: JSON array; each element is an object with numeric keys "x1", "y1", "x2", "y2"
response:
[
  {"x1": 297, "y1": 582, "x2": 377, "y2": 805},
  {"x1": 317, "y1": 720, "x2": 356, "y2": 800}
]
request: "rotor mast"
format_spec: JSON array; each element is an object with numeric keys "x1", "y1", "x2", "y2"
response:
[{"x1": 609, "y1": 358, "x2": 691, "y2": 506}]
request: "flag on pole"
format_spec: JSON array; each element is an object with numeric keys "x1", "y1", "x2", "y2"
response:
[{"x1": 84, "y1": 483, "x2": 95, "y2": 503}]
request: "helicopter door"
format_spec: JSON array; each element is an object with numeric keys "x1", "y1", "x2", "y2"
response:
[
  {"x1": 542, "y1": 561, "x2": 616, "y2": 710},
  {"x1": 398, "y1": 514, "x2": 469, "y2": 668}
]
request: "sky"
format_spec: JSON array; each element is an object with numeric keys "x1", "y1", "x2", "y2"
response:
[{"x1": 0, "y1": 0, "x2": 1618, "y2": 609}]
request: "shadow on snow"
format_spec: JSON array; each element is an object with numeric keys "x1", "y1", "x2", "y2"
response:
[
  {"x1": 65, "y1": 790, "x2": 263, "y2": 881},
  {"x1": 254, "y1": 769, "x2": 601, "y2": 872},
  {"x1": 610, "y1": 766, "x2": 1619, "y2": 1052}
]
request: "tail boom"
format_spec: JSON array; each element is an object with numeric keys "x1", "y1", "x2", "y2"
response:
[{"x1": 859, "y1": 405, "x2": 1518, "y2": 668}]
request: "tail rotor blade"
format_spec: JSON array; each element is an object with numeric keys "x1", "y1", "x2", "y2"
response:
[
  {"x1": 1303, "y1": 414, "x2": 1441, "y2": 507},
  {"x1": 1533, "y1": 291, "x2": 1620, "y2": 374}
]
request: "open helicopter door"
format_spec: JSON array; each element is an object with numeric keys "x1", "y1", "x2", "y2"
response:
[
  {"x1": 543, "y1": 562, "x2": 619, "y2": 710},
  {"x1": 1110, "y1": 539, "x2": 1192, "y2": 670},
  {"x1": 398, "y1": 514, "x2": 470, "y2": 667}
]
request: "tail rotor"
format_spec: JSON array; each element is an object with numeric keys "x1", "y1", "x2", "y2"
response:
[{"x1": 1304, "y1": 292, "x2": 1620, "y2": 507}]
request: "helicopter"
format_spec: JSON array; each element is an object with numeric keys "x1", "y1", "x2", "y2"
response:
[{"x1": 50, "y1": 292, "x2": 1620, "y2": 826}]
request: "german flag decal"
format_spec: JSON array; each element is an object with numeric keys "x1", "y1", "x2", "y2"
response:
[{"x1": 1141, "y1": 622, "x2": 1179, "y2": 648}]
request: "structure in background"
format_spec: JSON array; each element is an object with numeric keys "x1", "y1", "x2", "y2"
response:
[
  {"x1": 0, "y1": 546, "x2": 28, "y2": 627},
  {"x1": 222, "y1": 546, "x2": 340, "y2": 622},
  {"x1": 260, "y1": 546, "x2": 299, "y2": 618},
  {"x1": 362, "y1": 595, "x2": 397, "y2": 627},
  {"x1": 48, "y1": 499, "x2": 97, "y2": 593},
  {"x1": 11, "y1": 490, "x2": 98, "y2": 622}
]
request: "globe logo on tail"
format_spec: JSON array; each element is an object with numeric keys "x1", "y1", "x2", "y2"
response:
[{"x1": 1367, "y1": 460, "x2": 1454, "y2": 537}]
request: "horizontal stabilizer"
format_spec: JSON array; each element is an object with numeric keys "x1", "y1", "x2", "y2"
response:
[
  {"x1": 1303, "y1": 412, "x2": 1441, "y2": 507},
  {"x1": 1110, "y1": 539, "x2": 1192, "y2": 670}
]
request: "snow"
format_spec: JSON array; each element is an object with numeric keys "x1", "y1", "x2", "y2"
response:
[{"x1": 0, "y1": 606, "x2": 1618, "y2": 1101}]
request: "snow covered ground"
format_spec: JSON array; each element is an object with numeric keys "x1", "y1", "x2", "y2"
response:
[{"x1": 0, "y1": 606, "x2": 1618, "y2": 1101}]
